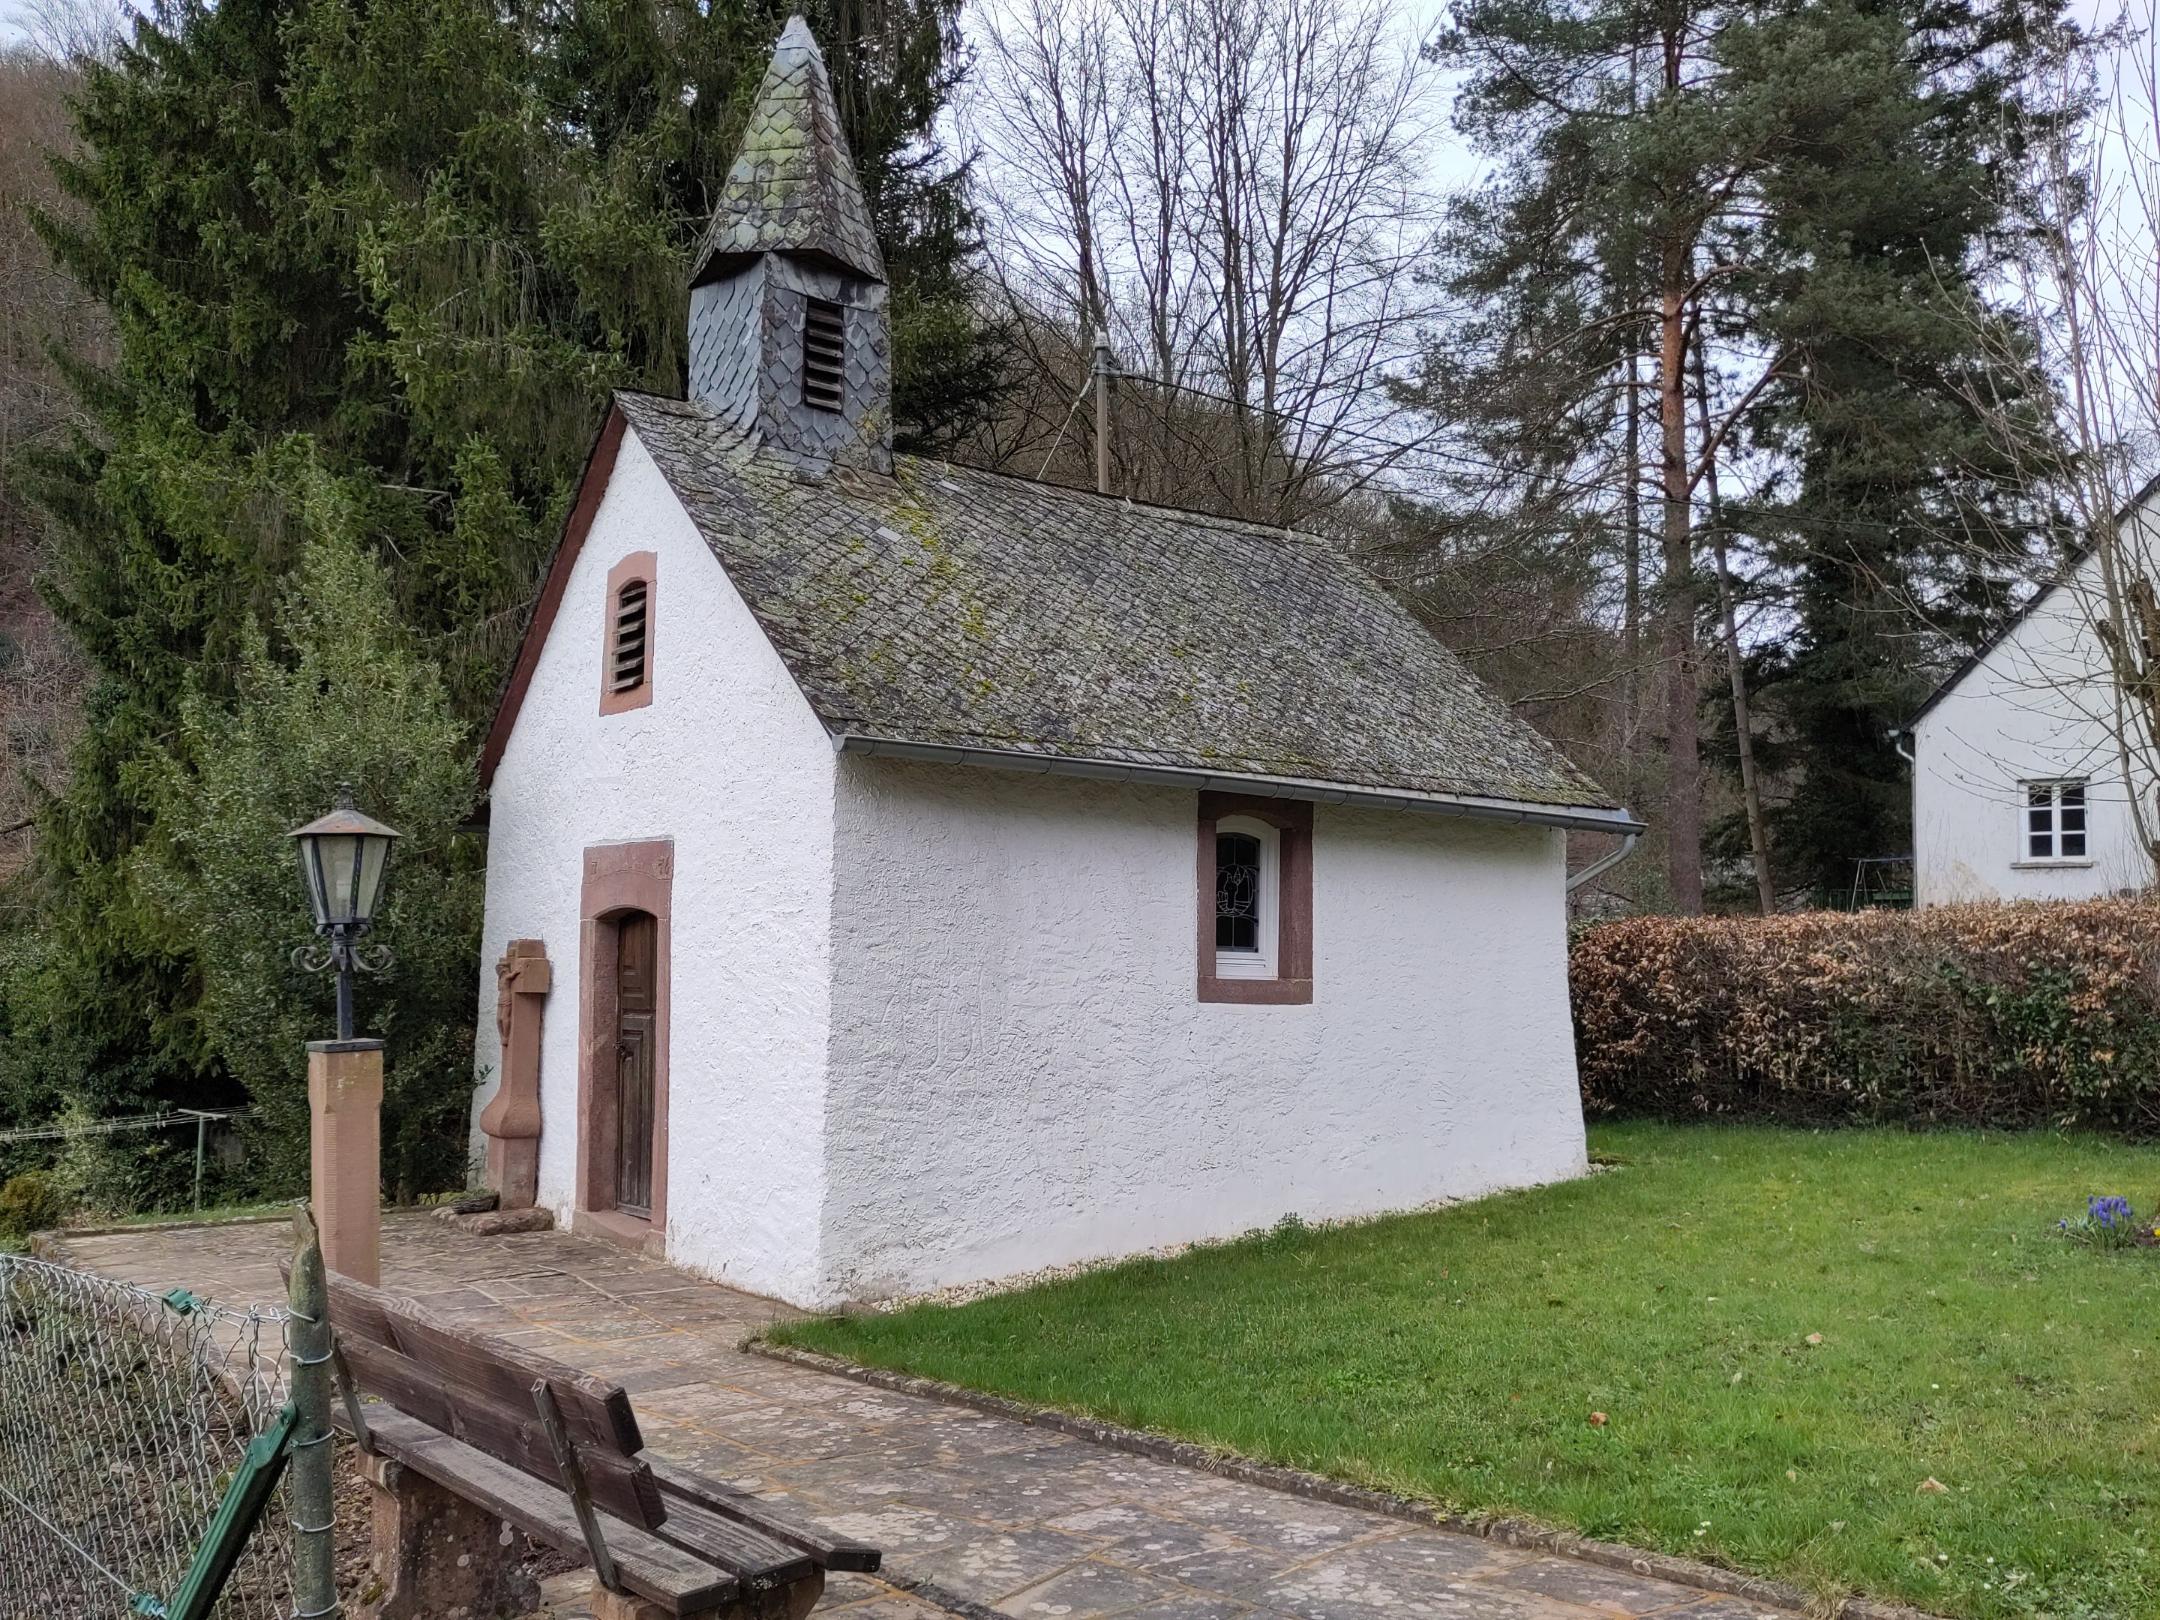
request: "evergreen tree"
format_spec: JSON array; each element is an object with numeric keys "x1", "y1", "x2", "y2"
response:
[
  {"x1": 1736, "y1": 1, "x2": 2074, "y2": 898},
  {"x1": 18, "y1": 0, "x2": 998, "y2": 1180},
  {"x1": 1421, "y1": 0, "x2": 2072, "y2": 909},
  {"x1": 141, "y1": 494, "x2": 483, "y2": 1200}
]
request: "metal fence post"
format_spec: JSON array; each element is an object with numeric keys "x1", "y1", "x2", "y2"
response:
[{"x1": 287, "y1": 1206, "x2": 339, "y2": 1620}]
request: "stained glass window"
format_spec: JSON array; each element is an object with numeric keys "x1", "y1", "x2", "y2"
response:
[{"x1": 1216, "y1": 832, "x2": 1262, "y2": 950}]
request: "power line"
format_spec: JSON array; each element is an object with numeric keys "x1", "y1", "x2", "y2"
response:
[{"x1": 1110, "y1": 366, "x2": 2063, "y2": 553}]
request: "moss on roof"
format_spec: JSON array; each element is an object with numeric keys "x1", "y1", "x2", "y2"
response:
[
  {"x1": 687, "y1": 15, "x2": 884, "y2": 286},
  {"x1": 616, "y1": 391, "x2": 1619, "y2": 813}
]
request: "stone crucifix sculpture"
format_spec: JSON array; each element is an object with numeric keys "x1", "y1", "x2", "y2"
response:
[{"x1": 479, "y1": 938, "x2": 550, "y2": 1210}]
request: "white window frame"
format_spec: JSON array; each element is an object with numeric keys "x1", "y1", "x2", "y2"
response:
[
  {"x1": 2017, "y1": 778, "x2": 2091, "y2": 866},
  {"x1": 1213, "y1": 815, "x2": 1280, "y2": 980}
]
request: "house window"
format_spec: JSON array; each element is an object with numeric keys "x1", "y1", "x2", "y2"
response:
[
  {"x1": 801, "y1": 299, "x2": 846, "y2": 413},
  {"x1": 2023, "y1": 779, "x2": 2087, "y2": 861},
  {"x1": 1213, "y1": 818, "x2": 1279, "y2": 979},
  {"x1": 600, "y1": 552, "x2": 656, "y2": 715},
  {"x1": 1198, "y1": 794, "x2": 1312, "y2": 1004}
]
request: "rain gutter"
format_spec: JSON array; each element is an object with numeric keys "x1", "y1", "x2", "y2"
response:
[{"x1": 833, "y1": 732, "x2": 1646, "y2": 837}]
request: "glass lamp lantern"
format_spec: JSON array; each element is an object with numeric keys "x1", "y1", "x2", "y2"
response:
[{"x1": 288, "y1": 786, "x2": 401, "y2": 1039}]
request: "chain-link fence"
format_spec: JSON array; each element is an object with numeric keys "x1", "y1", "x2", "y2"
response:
[{"x1": 0, "y1": 1254, "x2": 297, "y2": 1619}]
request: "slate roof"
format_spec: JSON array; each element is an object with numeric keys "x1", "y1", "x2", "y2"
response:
[
  {"x1": 610, "y1": 391, "x2": 1623, "y2": 818},
  {"x1": 688, "y1": 15, "x2": 885, "y2": 287}
]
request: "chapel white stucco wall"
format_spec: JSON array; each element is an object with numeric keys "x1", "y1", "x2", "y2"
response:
[
  {"x1": 814, "y1": 758, "x2": 1588, "y2": 1303},
  {"x1": 1912, "y1": 542, "x2": 2157, "y2": 906},
  {"x1": 474, "y1": 425, "x2": 838, "y2": 1299}
]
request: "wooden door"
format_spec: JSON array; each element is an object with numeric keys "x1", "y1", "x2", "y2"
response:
[{"x1": 613, "y1": 912, "x2": 657, "y2": 1218}]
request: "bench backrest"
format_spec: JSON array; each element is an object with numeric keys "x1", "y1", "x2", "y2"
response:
[{"x1": 325, "y1": 1269, "x2": 667, "y2": 1529}]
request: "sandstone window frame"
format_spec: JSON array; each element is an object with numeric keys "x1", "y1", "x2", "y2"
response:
[
  {"x1": 1196, "y1": 792, "x2": 1313, "y2": 1004},
  {"x1": 600, "y1": 551, "x2": 657, "y2": 716}
]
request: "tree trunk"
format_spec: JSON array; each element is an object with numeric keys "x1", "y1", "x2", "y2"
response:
[
  {"x1": 1658, "y1": 240, "x2": 1703, "y2": 913},
  {"x1": 1620, "y1": 39, "x2": 1643, "y2": 781},
  {"x1": 1709, "y1": 531, "x2": 1772, "y2": 912},
  {"x1": 1623, "y1": 348, "x2": 1642, "y2": 765},
  {"x1": 1693, "y1": 337, "x2": 1774, "y2": 914}
]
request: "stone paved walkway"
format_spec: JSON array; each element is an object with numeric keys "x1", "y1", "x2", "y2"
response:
[{"x1": 65, "y1": 1214, "x2": 1794, "y2": 1620}]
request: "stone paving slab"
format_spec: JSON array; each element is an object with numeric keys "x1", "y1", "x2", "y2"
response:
[{"x1": 60, "y1": 1214, "x2": 1804, "y2": 1620}]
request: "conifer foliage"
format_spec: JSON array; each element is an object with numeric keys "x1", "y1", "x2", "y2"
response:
[
  {"x1": 142, "y1": 505, "x2": 482, "y2": 1200},
  {"x1": 12, "y1": 0, "x2": 993, "y2": 1199},
  {"x1": 1421, "y1": 0, "x2": 2076, "y2": 908}
]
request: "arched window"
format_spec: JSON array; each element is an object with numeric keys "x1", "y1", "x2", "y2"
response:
[
  {"x1": 1213, "y1": 816, "x2": 1279, "y2": 978},
  {"x1": 600, "y1": 552, "x2": 656, "y2": 715},
  {"x1": 1199, "y1": 795, "x2": 1310, "y2": 1002}
]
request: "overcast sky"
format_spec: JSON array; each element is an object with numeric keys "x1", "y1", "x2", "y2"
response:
[
  {"x1": 0, "y1": 0, "x2": 2117, "y2": 300},
  {"x1": 0, "y1": 0, "x2": 1475, "y2": 179}
]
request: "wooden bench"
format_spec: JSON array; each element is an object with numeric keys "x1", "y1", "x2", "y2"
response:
[{"x1": 318, "y1": 1271, "x2": 879, "y2": 1620}]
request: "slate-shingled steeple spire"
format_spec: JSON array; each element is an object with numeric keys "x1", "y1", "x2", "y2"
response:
[{"x1": 687, "y1": 15, "x2": 892, "y2": 474}]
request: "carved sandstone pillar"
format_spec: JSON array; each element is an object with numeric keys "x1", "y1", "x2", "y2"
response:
[{"x1": 479, "y1": 939, "x2": 550, "y2": 1210}]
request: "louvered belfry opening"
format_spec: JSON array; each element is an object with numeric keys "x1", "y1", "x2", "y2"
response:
[
  {"x1": 684, "y1": 17, "x2": 891, "y2": 469},
  {"x1": 612, "y1": 579, "x2": 650, "y2": 694},
  {"x1": 801, "y1": 299, "x2": 846, "y2": 412}
]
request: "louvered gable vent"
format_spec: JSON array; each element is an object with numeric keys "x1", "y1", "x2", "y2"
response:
[
  {"x1": 802, "y1": 299, "x2": 845, "y2": 413},
  {"x1": 612, "y1": 579, "x2": 649, "y2": 693}
]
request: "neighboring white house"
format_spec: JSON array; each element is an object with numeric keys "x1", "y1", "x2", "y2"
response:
[
  {"x1": 469, "y1": 16, "x2": 1640, "y2": 1308},
  {"x1": 1908, "y1": 490, "x2": 2160, "y2": 906}
]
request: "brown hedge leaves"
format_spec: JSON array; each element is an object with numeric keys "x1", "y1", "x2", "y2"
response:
[{"x1": 1570, "y1": 902, "x2": 2160, "y2": 1133}]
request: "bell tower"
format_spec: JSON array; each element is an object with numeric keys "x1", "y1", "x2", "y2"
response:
[{"x1": 687, "y1": 15, "x2": 891, "y2": 475}]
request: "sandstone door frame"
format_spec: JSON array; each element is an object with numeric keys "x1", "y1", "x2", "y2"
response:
[{"x1": 575, "y1": 839, "x2": 673, "y2": 1252}]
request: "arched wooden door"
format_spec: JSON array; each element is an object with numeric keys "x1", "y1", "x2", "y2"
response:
[{"x1": 613, "y1": 911, "x2": 658, "y2": 1218}]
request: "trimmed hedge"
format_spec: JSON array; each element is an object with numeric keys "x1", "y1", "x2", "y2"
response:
[{"x1": 1571, "y1": 901, "x2": 2160, "y2": 1134}]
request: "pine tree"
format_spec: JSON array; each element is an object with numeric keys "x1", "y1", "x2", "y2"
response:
[
  {"x1": 1427, "y1": 0, "x2": 1786, "y2": 913},
  {"x1": 1736, "y1": 0, "x2": 2076, "y2": 899},
  {"x1": 1422, "y1": 0, "x2": 2073, "y2": 910}
]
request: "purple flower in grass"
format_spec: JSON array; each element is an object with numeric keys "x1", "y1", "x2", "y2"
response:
[{"x1": 2089, "y1": 1195, "x2": 2134, "y2": 1229}]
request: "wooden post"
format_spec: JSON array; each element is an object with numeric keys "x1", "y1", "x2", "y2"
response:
[
  {"x1": 289, "y1": 1206, "x2": 340, "y2": 1620},
  {"x1": 309, "y1": 1038, "x2": 383, "y2": 1285},
  {"x1": 1093, "y1": 339, "x2": 1114, "y2": 496},
  {"x1": 533, "y1": 1380, "x2": 620, "y2": 1591}
]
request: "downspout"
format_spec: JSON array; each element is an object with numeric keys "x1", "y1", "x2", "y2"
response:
[
  {"x1": 1566, "y1": 828, "x2": 1642, "y2": 893},
  {"x1": 1889, "y1": 728, "x2": 1920, "y2": 907}
]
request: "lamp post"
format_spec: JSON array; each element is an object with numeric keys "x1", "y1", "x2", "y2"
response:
[
  {"x1": 288, "y1": 786, "x2": 401, "y2": 1039},
  {"x1": 287, "y1": 785, "x2": 399, "y2": 1287}
]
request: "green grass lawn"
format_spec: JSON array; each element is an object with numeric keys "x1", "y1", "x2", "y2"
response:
[{"x1": 774, "y1": 1124, "x2": 2160, "y2": 1620}]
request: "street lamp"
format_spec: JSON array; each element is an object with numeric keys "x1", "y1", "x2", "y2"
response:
[{"x1": 288, "y1": 785, "x2": 401, "y2": 1040}]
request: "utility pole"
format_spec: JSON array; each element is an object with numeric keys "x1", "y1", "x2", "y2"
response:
[{"x1": 1092, "y1": 339, "x2": 1114, "y2": 496}]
